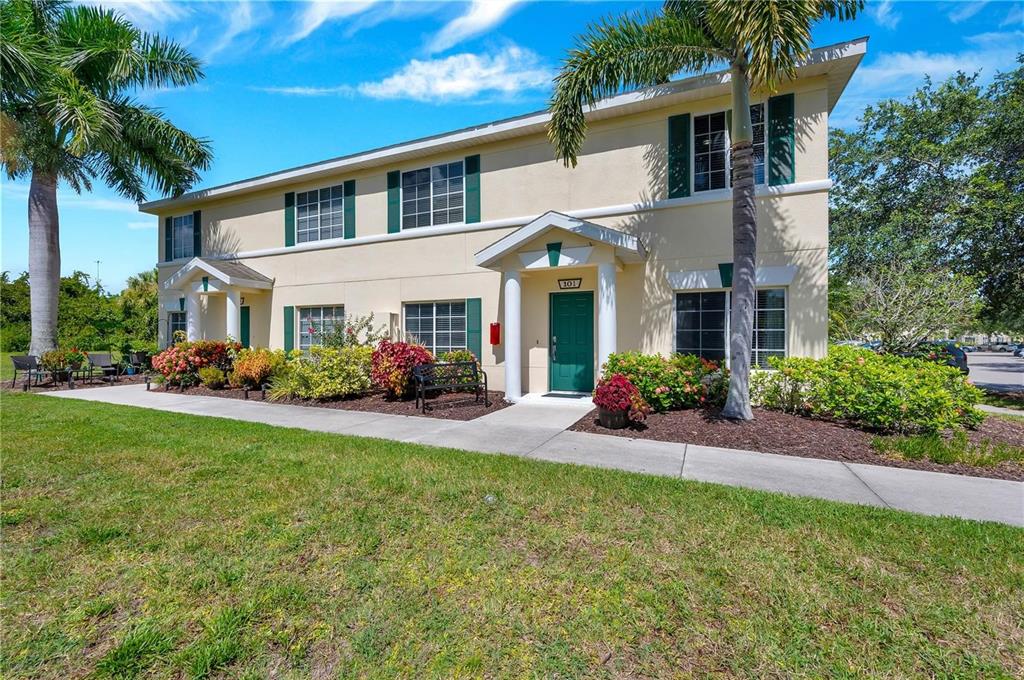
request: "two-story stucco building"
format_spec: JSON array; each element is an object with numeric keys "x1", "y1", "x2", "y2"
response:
[{"x1": 140, "y1": 38, "x2": 865, "y2": 400}]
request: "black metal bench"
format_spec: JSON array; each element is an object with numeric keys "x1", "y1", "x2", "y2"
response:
[{"x1": 412, "y1": 361, "x2": 489, "y2": 413}]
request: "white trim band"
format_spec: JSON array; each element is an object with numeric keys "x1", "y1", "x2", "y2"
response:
[{"x1": 666, "y1": 265, "x2": 798, "y2": 290}]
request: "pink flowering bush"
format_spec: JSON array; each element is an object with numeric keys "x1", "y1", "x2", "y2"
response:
[
  {"x1": 602, "y1": 352, "x2": 729, "y2": 411},
  {"x1": 371, "y1": 340, "x2": 434, "y2": 398},
  {"x1": 151, "y1": 340, "x2": 241, "y2": 386},
  {"x1": 593, "y1": 373, "x2": 650, "y2": 423}
]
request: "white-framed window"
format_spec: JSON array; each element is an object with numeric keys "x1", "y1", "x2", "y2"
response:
[
  {"x1": 298, "y1": 305, "x2": 345, "y2": 351},
  {"x1": 404, "y1": 301, "x2": 466, "y2": 355},
  {"x1": 167, "y1": 312, "x2": 186, "y2": 345},
  {"x1": 693, "y1": 103, "x2": 766, "y2": 192},
  {"x1": 401, "y1": 161, "x2": 464, "y2": 229},
  {"x1": 172, "y1": 214, "x2": 194, "y2": 260},
  {"x1": 296, "y1": 185, "x2": 344, "y2": 243},
  {"x1": 674, "y1": 287, "x2": 786, "y2": 368}
]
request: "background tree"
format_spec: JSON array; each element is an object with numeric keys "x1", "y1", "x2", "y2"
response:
[
  {"x1": 547, "y1": 0, "x2": 861, "y2": 420},
  {"x1": 119, "y1": 268, "x2": 158, "y2": 346},
  {"x1": 0, "y1": 0, "x2": 212, "y2": 356},
  {"x1": 829, "y1": 57, "x2": 1023, "y2": 333}
]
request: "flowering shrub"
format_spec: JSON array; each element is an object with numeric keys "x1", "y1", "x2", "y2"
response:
[
  {"x1": 751, "y1": 345, "x2": 982, "y2": 433},
  {"x1": 602, "y1": 352, "x2": 729, "y2": 411},
  {"x1": 312, "y1": 313, "x2": 389, "y2": 349},
  {"x1": 230, "y1": 348, "x2": 290, "y2": 388},
  {"x1": 198, "y1": 366, "x2": 227, "y2": 389},
  {"x1": 66, "y1": 348, "x2": 89, "y2": 368},
  {"x1": 271, "y1": 346, "x2": 373, "y2": 400},
  {"x1": 150, "y1": 340, "x2": 241, "y2": 386},
  {"x1": 593, "y1": 374, "x2": 650, "y2": 423},
  {"x1": 40, "y1": 350, "x2": 67, "y2": 372},
  {"x1": 371, "y1": 340, "x2": 434, "y2": 398}
]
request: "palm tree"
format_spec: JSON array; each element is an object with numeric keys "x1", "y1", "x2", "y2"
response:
[
  {"x1": 548, "y1": 0, "x2": 861, "y2": 420},
  {"x1": 1, "y1": 0, "x2": 212, "y2": 356}
]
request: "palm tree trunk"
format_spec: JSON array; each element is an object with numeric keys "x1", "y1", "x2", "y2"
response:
[
  {"x1": 722, "y1": 60, "x2": 756, "y2": 421},
  {"x1": 28, "y1": 169, "x2": 60, "y2": 356}
]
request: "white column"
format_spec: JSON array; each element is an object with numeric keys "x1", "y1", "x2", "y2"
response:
[
  {"x1": 225, "y1": 289, "x2": 241, "y2": 342},
  {"x1": 503, "y1": 269, "x2": 522, "y2": 401},
  {"x1": 597, "y1": 261, "x2": 617, "y2": 376},
  {"x1": 186, "y1": 292, "x2": 201, "y2": 341}
]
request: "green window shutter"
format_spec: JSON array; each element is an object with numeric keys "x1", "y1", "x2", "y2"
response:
[
  {"x1": 163, "y1": 217, "x2": 172, "y2": 261},
  {"x1": 192, "y1": 210, "x2": 202, "y2": 257},
  {"x1": 667, "y1": 113, "x2": 691, "y2": 198},
  {"x1": 464, "y1": 154, "x2": 481, "y2": 223},
  {"x1": 718, "y1": 262, "x2": 734, "y2": 288},
  {"x1": 387, "y1": 171, "x2": 401, "y2": 233},
  {"x1": 240, "y1": 306, "x2": 250, "y2": 347},
  {"x1": 466, "y1": 297, "x2": 482, "y2": 361},
  {"x1": 284, "y1": 192, "x2": 296, "y2": 246},
  {"x1": 768, "y1": 93, "x2": 795, "y2": 186},
  {"x1": 283, "y1": 306, "x2": 295, "y2": 351},
  {"x1": 343, "y1": 179, "x2": 356, "y2": 239}
]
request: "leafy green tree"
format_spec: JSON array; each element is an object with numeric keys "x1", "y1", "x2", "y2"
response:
[
  {"x1": 547, "y1": 0, "x2": 862, "y2": 420},
  {"x1": 0, "y1": 0, "x2": 212, "y2": 356},
  {"x1": 0, "y1": 272, "x2": 31, "y2": 351},
  {"x1": 829, "y1": 58, "x2": 1024, "y2": 332},
  {"x1": 119, "y1": 268, "x2": 158, "y2": 346}
]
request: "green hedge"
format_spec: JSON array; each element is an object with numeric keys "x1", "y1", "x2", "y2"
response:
[
  {"x1": 751, "y1": 346, "x2": 982, "y2": 433},
  {"x1": 602, "y1": 352, "x2": 728, "y2": 411}
]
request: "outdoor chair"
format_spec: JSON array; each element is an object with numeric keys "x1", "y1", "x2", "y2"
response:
[
  {"x1": 86, "y1": 352, "x2": 119, "y2": 383},
  {"x1": 126, "y1": 350, "x2": 150, "y2": 374},
  {"x1": 10, "y1": 355, "x2": 44, "y2": 389}
]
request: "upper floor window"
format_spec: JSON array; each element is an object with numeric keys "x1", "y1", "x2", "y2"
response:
[
  {"x1": 402, "y1": 161, "x2": 464, "y2": 229},
  {"x1": 404, "y1": 301, "x2": 466, "y2": 355},
  {"x1": 299, "y1": 305, "x2": 345, "y2": 351},
  {"x1": 171, "y1": 214, "x2": 194, "y2": 260},
  {"x1": 693, "y1": 103, "x2": 766, "y2": 193},
  {"x1": 297, "y1": 185, "x2": 344, "y2": 243}
]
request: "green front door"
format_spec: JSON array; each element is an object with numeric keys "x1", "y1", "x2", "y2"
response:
[
  {"x1": 549, "y1": 291, "x2": 594, "y2": 392},
  {"x1": 240, "y1": 306, "x2": 250, "y2": 347}
]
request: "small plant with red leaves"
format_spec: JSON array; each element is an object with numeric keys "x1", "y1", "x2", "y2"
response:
[
  {"x1": 371, "y1": 339, "x2": 434, "y2": 398},
  {"x1": 593, "y1": 373, "x2": 650, "y2": 423}
]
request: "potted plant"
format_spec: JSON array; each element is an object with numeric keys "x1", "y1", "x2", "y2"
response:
[
  {"x1": 593, "y1": 373, "x2": 650, "y2": 429},
  {"x1": 65, "y1": 347, "x2": 88, "y2": 370}
]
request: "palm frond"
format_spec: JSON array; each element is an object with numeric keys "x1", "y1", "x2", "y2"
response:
[
  {"x1": 548, "y1": 11, "x2": 726, "y2": 166},
  {"x1": 41, "y1": 65, "x2": 120, "y2": 155}
]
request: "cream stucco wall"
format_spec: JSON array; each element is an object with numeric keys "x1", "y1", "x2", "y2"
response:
[{"x1": 156, "y1": 78, "x2": 832, "y2": 392}]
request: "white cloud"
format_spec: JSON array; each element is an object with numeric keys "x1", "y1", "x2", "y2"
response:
[
  {"x1": 831, "y1": 30, "x2": 1021, "y2": 128},
  {"x1": 85, "y1": 0, "x2": 192, "y2": 28},
  {"x1": 359, "y1": 45, "x2": 550, "y2": 101},
  {"x1": 280, "y1": 0, "x2": 382, "y2": 46},
  {"x1": 253, "y1": 85, "x2": 356, "y2": 96},
  {"x1": 427, "y1": 0, "x2": 523, "y2": 54},
  {"x1": 868, "y1": 0, "x2": 901, "y2": 29},
  {"x1": 206, "y1": 1, "x2": 267, "y2": 60},
  {"x1": 127, "y1": 221, "x2": 157, "y2": 230},
  {"x1": 948, "y1": 1, "x2": 989, "y2": 23},
  {"x1": 2, "y1": 182, "x2": 139, "y2": 212},
  {"x1": 1000, "y1": 3, "x2": 1024, "y2": 26}
]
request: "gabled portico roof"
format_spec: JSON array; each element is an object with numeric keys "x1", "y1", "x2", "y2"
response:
[
  {"x1": 162, "y1": 257, "x2": 273, "y2": 291},
  {"x1": 474, "y1": 211, "x2": 647, "y2": 270}
]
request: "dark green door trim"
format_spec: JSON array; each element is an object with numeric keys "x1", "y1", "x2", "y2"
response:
[{"x1": 548, "y1": 291, "x2": 594, "y2": 393}]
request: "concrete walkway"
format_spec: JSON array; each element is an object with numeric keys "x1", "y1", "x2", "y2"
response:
[
  {"x1": 45, "y1": 385, "x2": 1023, "y2": 527},
  {"x1": 977, "y1": 403, "x2": 1023, "y2": 418}
]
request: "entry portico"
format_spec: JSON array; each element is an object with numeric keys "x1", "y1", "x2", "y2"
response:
[
  {"x1": 162, "y1": 258, "x2": 273, "y2": 342},
  {"x1": 475, "y1": 211, "x2": 647, "y2": 401}
]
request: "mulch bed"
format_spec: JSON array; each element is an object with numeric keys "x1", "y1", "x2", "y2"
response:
[
  {"x1": 3, "y1": 373, "x2": 149, "y2": 394},
  {"x1": 570, "y1": 407, "x2": 1024, "y2": 481},
  {"x1": 165, "y1": 384, "x2": 509, "y2": 421}
]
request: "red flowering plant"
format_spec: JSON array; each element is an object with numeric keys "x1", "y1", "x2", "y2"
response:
[
  {"x1": 371, "y1": 339, "x2": 434, "y2": 398},
  {"x1": 593, "y1": 373, "x2": 651, "y2": 423}
]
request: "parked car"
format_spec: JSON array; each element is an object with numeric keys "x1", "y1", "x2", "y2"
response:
[
  {"x1": 961, "y1": 345, "x2": 977, "y2": 352},
  {"x1": 903, "y1": 341, "x2": 969, "y2": 374},
  {"x1": 990, "y1": 343, "x2": 1012, "y2": 352},
  {"x1": 1014, "y1": 346, "x2": 1024, "y2": 358}
]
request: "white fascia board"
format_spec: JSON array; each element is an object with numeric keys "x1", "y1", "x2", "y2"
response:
[
  {"x1": 138, "y1": 38, "x2": 864, "y2": 214},
  {"x1": 161, "y1": 257, "x2": 272, "y2": 291},
  {"x1": 666, "y1": 265, "x2": 798, "y2": 290}
]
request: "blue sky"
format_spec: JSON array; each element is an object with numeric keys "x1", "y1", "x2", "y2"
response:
[{"x1": 1, "y1": 0, "x2": 1021, "y2": 292}]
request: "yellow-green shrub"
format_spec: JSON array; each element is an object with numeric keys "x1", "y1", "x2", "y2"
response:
[{"x1": 269, "y1": 346, "x2": 372, "y2": 401}]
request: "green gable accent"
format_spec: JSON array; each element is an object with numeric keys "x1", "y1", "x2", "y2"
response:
[
  {"x1": 546, "y1": 242, "x2": 562, "y2": 267},
  {"x1": 387, "y1": 170, "x2": 401, "y2": 233},
  {"x1": 667, "y1": 113, "x2": 691, "y2": 198},
  {"x1": 240, "y1": 306, "x2": 250, "y2": 347},
  {"x1": 466, "y1": 297, "x2": 482, "y2": 361},
  {"x1": 284, "y1": 192, "x2": 296, "y2": 246},
  {"x1": 192, "y1": 210, "x2": 202, "y2": 257},
  {"x1": 178, "y1": 297, "x2": 185, "y2": 311},
  {"x1": 465, "y1": 154, "x2": 481, "y2": 223},
  {"x1": 164, "y1": 217, "x2": 172, "y2": 262},
  {"x1": 718, "y1": 263, "x2": 734, "y2": 288},
  {"x1": 202, "y1": 276, "x2": 209, "y2": 292},
  {"x1": 768, "y1": 93, "x2": 795, "y2": 186},
  {"x1": 343, "y1": 179, "x2": 356, "y2": 239},
  {"x1": 283, "y1": 306, "x2": 295, "y2": 351}
]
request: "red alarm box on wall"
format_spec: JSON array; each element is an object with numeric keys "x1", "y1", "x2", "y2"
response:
[{"x1": 489, "y1": 322, "x2": 501, "y2": 345}]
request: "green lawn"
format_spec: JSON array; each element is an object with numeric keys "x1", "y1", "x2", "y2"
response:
[{"x1": 2, "y1": 394, "x2": 1022, "y2": 678}]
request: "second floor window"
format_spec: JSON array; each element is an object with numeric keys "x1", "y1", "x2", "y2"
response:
[
  {"x1": 694, "y1": 103, "x2": 766, "y2": 192},
  {"x1": 297, "y1": 185, "x2": 344, "y2": 243},
  {"x1": 172, "y1": 214, "x2": 194, "y2": 260},
  {"x1": 402, "y1": 161, "x2": 464, "y2": 229}
]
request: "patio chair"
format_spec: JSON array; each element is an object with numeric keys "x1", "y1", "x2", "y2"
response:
[
  {"x1": 86, "y1": 352, "x2": 119, "y2": 382},
  {"x1": 126, "y1": 350, "x2": 150, "y2": 374},
  {"x1": 10, "y1": 355, "x2": 44, "y2": 389}
]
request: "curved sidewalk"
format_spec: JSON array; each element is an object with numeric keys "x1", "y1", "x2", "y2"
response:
[{"x1": 45, "y1": 384, "x2": 1023, "y2": 527}]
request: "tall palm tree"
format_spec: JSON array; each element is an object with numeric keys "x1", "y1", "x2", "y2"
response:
[
  {"x1": 548, "y1": 0, "x2": 861, "y2": 420},
  {"x1": 1, "y1": 0, "x2": 212, "y2": 355}
]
